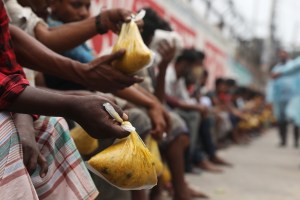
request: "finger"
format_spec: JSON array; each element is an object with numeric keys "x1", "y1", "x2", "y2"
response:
[
  {"x1": 118, "y1": 9, "x2": 132, "y2": 22},
  {"x1": 165, "y1": 116, "x2": 172, "y2": 132},
  {"x1": 28, "y1": 155, "x2": 38, "y2": 175},
  {"x1": 108, "y1": 101, "x2": 126, "y2": 122},
  {"x1": 135, "y1": 19, "x2": 144, "y2": 30},
  {"x1": 102, "y1": 50, "x2": 126, "y2": 64},
  {"x1": 116, "y1": 23, "x2": 122, "y2": 33},
  {"x1": 132, "y1": 75, "x2": 144, "y2": 83},
  {"x1": 38, "y1": 153, "x2": 48, "y2": 178},
  {"x1": 106, "y1": 19, "x2": 119, "y2": 33},
  {"x1": 171, "y1": 38, "x2": 176, "y2": 48},
  {"x1": 90, "y1": 50, "x2": 125, "y2": 67},
  {"x1": 122, "y1": 113, "x2": 128, "y2": 121},
  {"x1": 22, "y1": 148, "x2": 30, "y2": 167},
  {"x1": 106, "y1": 123, "x2": 131, "y2": 138},
  {"x1": 150, "y1": 129, "x2": 163, "y2": 141}
]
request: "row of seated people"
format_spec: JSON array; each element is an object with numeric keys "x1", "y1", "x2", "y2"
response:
[{"x1": 3, "y1": 0, "x2": 275, "y2": 199}]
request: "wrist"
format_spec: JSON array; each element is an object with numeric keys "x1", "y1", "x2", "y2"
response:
[
  {"x1": 95, "y1": 14, "x2": 108, "y2": 34},
  {"x1": 147, "y1": 98, "x2": 162, "y2": 110},
  {"x1": 13, "y1": 114, "x2": 35, "y2": 135},
  {"x1": 61, "y1": 95, "x2": 81, "y2": 120}
]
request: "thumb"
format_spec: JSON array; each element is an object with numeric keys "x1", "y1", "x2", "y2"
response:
[
  {"x1": 101, "y1": 50, "x2": 126, "y2": 64},
  {"x1": 38, "y1": 153, "x2": 48, "y2": 178},
  {"x1": 89, "y1": 50, "x2": 126, "y2": 67}
]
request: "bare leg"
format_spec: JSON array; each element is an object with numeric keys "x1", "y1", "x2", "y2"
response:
[
  {"x1": 150, "y1": 177, "x2": 165, "y2": 200},
  {"x1": 196, "y1": 159, "x2": 223, "y2": 173},
  {"x1": 131, "y1": 190, "x2": 147, "y2": 200},
  {"x1": 165, "y1": 134, "x2": 191, "y2": 200},
  {"x1": 210, "y1": 155, "x2": 232, "y2": 167}
]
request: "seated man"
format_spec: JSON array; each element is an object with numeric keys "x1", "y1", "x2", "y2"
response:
[
  {"x1": 165, "y1": 49, "x2": 229, "y2": 173},
  {"x1": 0, "y1": 2, "x2": 134, "y2": 199}
]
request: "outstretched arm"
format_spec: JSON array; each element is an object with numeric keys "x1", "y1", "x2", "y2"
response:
[
  {"x1": 7, "y1": 86, "x2": 129, "y2": 139},
  {"x1": 10, "y1": 25, "x2": 142, "y2": 93},
  {"x1": 34, "y1": 8, "x2": 135, "y2": 52}
]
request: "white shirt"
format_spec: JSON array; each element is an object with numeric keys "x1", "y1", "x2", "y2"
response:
[{"x1": 165, "y1": 65, "x2": 196, "y2": 104}]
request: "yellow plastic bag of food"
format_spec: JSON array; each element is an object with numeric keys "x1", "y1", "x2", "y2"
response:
[
  {"x1": 87, "y1": 103, "x2": 157, "y2": 190},
  {"x1": 145, "y1": 135, "x2": 163, "y2": 176},
  {"x1": 162, "y1": 163, "x2": 172, "y2": 184},
  {"x1": 112, "y1": 18, "x2": 152, "y2": 74},
  {"x1": 70, "y1": 126, "x2": 99, "y2": 155}
]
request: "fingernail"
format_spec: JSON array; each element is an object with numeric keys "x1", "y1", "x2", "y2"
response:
[{"x1": 123, "y1": 113, "x2": 128, "y2": 120}]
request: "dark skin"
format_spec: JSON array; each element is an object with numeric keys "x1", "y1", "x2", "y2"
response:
[
  {"x1": 154, "y1": 39, "x2": 177, "y2": 102},
  {"x1": 10, "y1": 25, "x2": 143, "y2": 93},
  {"x1": 15, "y1": 0, "x2": 143, "y2": 52},
  {"x1": 8, "y1": 87, "x2": 129, "y2": 139},
  {"x1": 13, "y1": 114, "x2": 48, "y2": 177},
  {"x1": 115, "y1": 86, "x2": 170, "y2": 140}
]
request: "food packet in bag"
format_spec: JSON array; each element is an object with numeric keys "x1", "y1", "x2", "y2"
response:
[
  {"x1": 112, "y1": 14, "x2": 153, "y2": 74},
  {"x1": 70, "y1": 126, "x2": 99, "y2": 156},
  {"x1": 145, "y1": 135, "x2": 163, "y2": 176},
  {"x1": 86, "y1": 103, "x2": 157, "y2": 190}
]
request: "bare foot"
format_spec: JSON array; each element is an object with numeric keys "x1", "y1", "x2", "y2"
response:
[
  {"x1": 173, "y1": 186, "x2": 191, "y2": 200},
  {"x1": 188, "y1": 185, "x2": 209, "y2": 199},
  {"x1": 210, "y1": 155, "x2": 233, "y2": 167},
  {"x1": 196, "y1": 159, "x2": 223, "y2": 173}
]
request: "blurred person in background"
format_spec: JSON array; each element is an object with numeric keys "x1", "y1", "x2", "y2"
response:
[
  {"x1": 165, "y1": 49, "x2": 231, "y2": 174},
  {"x1": 269, "y1": 50, "x2": 300, "y2": 147}
]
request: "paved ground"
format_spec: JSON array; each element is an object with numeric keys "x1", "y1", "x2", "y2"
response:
[{"x1": 185, "y1": 128, "x2": 300, "y2": 200}]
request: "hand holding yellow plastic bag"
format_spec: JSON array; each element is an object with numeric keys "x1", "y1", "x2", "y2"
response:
[
  {"x1": 70, "y1": 126, "x2": 99, "y2": 155},
  {"x1": 112, "y1": 12, "x2": 153, "y2": 74},
  {"x1": 87, "y1": 103, "x2": 157, "y2": 190}
]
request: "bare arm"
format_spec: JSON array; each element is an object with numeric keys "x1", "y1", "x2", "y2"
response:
[
  {"x1": 114, "y1": 86, "x2": 157, "y2": 109},
  {"x1": 154, "y1": 62, "x2": 168, "y2": 101},
  {"x1": 8, "y1": 86, "x2": 129, "y2": 139},
  {"x1": 114, "y1": 86, "x2": 169, "y2": 139},
  {"x1": 34, "y1": 9, "x2": 138, "y2": 52},
  {"x1": 13, "y1": 113, "x2": 48, "y2": 177},
  {"x1": 35, "y1": 18, "x2": 96, "y2": 53},
  {"x1": 10, "y1": 25, "x2": 142, "y2": 93},
  {"x1": 154, "y1": 40, "x2": 176, "y2": 102},
  {"x1": 166, "y1": 95, "x2": 205, "y2": 112},
  {"x1": 10, "y1": 25, "x2": 85, "y2": 84}
]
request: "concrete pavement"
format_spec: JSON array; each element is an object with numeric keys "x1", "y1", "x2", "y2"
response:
[{"x1": 185, "y1": 128, "x2": 300, "y2": 200}]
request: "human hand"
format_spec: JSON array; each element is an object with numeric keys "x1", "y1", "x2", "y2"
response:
[
  {"x1": 70, "y1": 95, "x2": 130, "y2": 139},
  {"x1": 271, "y1": 72, "x2": 281, "y2": 79},
  {"x1": 83, "y1": 50, "x2": 143, "y2": 92},
  {"x1": 157, "y1": 39, "x2": 176, "y2": 70},
  {"x1": 99, "y1": 9, "x2": 144, "y2": 33},
  {"x1": 196, "y1": 104, "x2": 209, "y2": 114},
  {"x1": 13, "y1": 114, "x2": 48, "y2": 178},
  {"x1": 147, "y1": 103, "x2": 168, "y2": 140}
]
